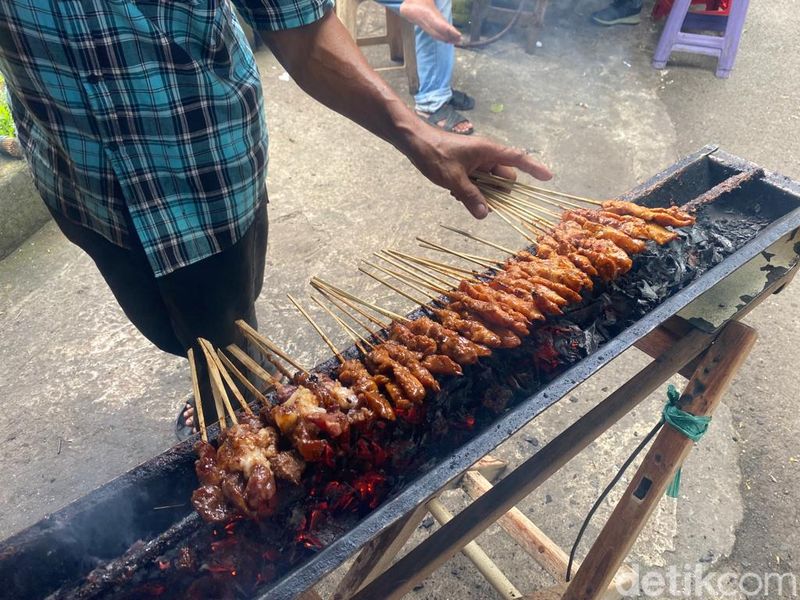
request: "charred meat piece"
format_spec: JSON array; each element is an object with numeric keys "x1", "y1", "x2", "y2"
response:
[
  {"x1": 244, "y1": 464, "x2": 278, "y2": 519},
  {"x1": 409, "y1": 316, "x2": 491, "y2": 364},
  {"x1": 448, "y1": 301, "x2": 523, "y2": 349},
  {"x1": 420, "y1": 353, "x2": 464, "y2": 376},
  {"x1": 446, "y1": 291, "x2": 529, "y2": 338},
  {"x1": 600, "y1": 200, "x2": 695, "y2": 227},
  {"x1": 366, "y1": 346, "x2": 427, "y2": 403},
  {"x1": 389, "y1": 322, "x2": 438, "y2": 355},
  {"x1": 380, "y1": 341, "x2": 441, "y2": 392},
  {"x1": 432, "y1": 308, "x2": 504, "y2": 348},
  {"x1": 271, "y1": 450, "x2": 305, "y2": 485},
  {"x1": 191, "y1": 484, "x2": 234, "y2": 523},
  {"x1": 459, "y1": 280, "x2": 543, "y2": 322},
  {"x1": 338, "y1": 359, "x2": 396, "y2": 420}
]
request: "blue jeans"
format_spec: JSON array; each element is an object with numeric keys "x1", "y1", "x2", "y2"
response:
[{"x1": 377, "y1": 0, "x2": 455, "y2": 113}]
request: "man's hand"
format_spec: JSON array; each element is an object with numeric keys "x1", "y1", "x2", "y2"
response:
[
  {"x1": 404, "y1": 127, "x2": 553, "y2": 218},
  {"x1": 261, "y1": 11, "x2": 553, "y2": 219}
]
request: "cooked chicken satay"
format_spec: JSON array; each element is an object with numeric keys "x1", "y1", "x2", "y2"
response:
[
  {"x1": 372, "y1": 374, "x2": 413, "y2": 410},
  {"x1": 570, "y1": 217, "x2": 647, "y2": 254},
  {"x1": 431, "y1": 307, "x2": 504, "y2": 348},
  {"x1": 409, "y1": 316, "x2": 491, "y2": 364},
  {"x1": 575, "y1": 209, "x2": 678, "y2": 245},
  {"x1": 496, "y1": 271, "x2": 583, "y2": 304},
  {"x1": 509, "y1": 250, "x2": 593, "y2": 290},
  {"x1": 388, "y1": 321, "x2": 466, "y2": 374},
  {"x1": 380, "y1": 341, "x2": 440, "y2": 392},
  {"x1": 600, "y1": 200, "x2": 695, "y2": 227},
  {"x1": 420, "y1": 353, "x2": 464, "y2": 376},
  {"x1": 447, "y1": 301, "x2": 523, "y2": 349},
  {"x1": 458, "y1": 280, "x2": 542, "y2": 322},
  {"x1": 366, "y1": 346, "x2": 427, "y2": 404},
  {"x1": 446, "y1": 290, "x2": 530, "y2": 337},
  {"x1": 338, "y1": 359, "x2": 396, "y2": 420},
  {"x1": 389, "y1": 322, "x2": 438, "y2": 355}
]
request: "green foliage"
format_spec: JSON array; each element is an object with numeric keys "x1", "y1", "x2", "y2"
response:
[{"x1": 0, "y1": 73, "x2": 17, "y2": 137}]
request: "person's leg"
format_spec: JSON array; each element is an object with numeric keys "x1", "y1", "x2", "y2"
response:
[
  {"x1": 413, "y1": 0, "x2": 455, "y2": 114},
  {"x1": 47, "y1": 207, "x2": 186, "y2": 356},
  {"x1": 397, "y1": 0, "x2": 462, "y2": 44},
  {"x1": 590, "y1": 0, "x2": 643, "y2": 26}
]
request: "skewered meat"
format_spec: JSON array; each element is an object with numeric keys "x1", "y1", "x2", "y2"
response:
[
  {"x1": 409, "y1": 316, "x2": 492, "y2": 363},
  {"x1": 510, "y1": 251, "x2": 594, "y2": 290},
  {"x1": 366, "y1": 346, "x2": 427, "y2": 403},
  {"x1": 534, "y1": 239, "x2": 601, "y2": 280},
  {"x1": 389, "y1": 322, "x2": 438, "y2": 355},
  {"x1": 432, "y1": 308, "x2": 505, "y2": 348},
  {"x1": 271, "y1": 386, "x2": 326, "y2": 437},
  {"x1": 575, "y1": 218, "x2": 647, "y2": 254},
  {"x1": 372, "y1": 374, "x2": 413, "y2": 409},
  {"x1": 459, "y1": 280, "x2": 544, "y2": 322},
  {"x1": 380, "y1": 341, "x2": 440, "y2": 392},
  {"x1": 489, "y1": 277, "x2": 565, "y2": 316},
  {"x1": 600, "y1": 200, "x2": 695, "y2": 227},
  {"x1": 338, "y1": 359, "x2": 396, "y2": 420},
  {"x1": 192, "y1": 418, "x2": 282, "y2": 522},
  {"x1": 447, "y1": 290, "x2": 530, "y2": 337},
  {"x1": 420, "y1": 353, "x2": 464, "y2": 376},
  {"x1": 271, "y1": 451, "x2": 305, "y2": 486},
  {"x1": 495, "y1": 272, "x2": 583, "y2": 304},
  {"x1": 562, "y1": 208, "x2": 677, "y2": 244},
  {"x1": 447, "y1": 301, "x2": 523, "y2": 349}
]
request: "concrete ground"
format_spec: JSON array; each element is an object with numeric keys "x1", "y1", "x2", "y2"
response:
[{"x1": 1, "y1": 1, "x2": 798, "y2": 597}]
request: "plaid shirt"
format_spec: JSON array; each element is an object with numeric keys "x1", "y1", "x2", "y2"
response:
[{"x1": 0, "y1": 0, "x2": 331, "y2": 277}]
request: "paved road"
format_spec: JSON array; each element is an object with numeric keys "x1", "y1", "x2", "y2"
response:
[{"x1": 0, "y1": 1, "x2": 797, "y2": 597}]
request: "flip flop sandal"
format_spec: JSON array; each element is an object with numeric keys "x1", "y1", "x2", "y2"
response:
[
  {"x1": 175, "y1": 397, "x2": 197, "y2": 442},
  {"x1": 419, "y1": 104, "x2": 474, "y2": 135},
  {"x1": 448, "y1": 89, "x2": 475, "y2": 111}
]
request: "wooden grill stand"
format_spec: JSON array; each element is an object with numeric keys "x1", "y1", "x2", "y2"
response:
[{"x1": 299, "y1": 261, "x2": 795, "y2": 600}]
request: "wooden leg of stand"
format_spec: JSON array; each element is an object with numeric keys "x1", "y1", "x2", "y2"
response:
[
  {"x1": 350, "y1": 326, "x2": 714, "y2": 600},
  {"x1": 333, "y1": 503, "x2": 428, "y2": 599},
  {"x1": 563, "y1": 320, "x2": 758, "y2": 600},
  {"x1": 386, "y1": 9, "x2": 404, "y2": 61}
]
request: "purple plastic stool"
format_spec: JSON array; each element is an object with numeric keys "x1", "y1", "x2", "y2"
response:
[{"x1": 652, "y1": 0, "x2": 750, "y2": 78}]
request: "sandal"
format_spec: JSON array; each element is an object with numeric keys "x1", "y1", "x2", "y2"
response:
[
  {"x1": 418, "y1": 104, "x2": 474, "y2": 135},
  {"x1": 448, "y1": 90, "x2": 475, "y2": 111},
  {"x1": 175, "y1": 397, "x2": 196, "y2": 442}
]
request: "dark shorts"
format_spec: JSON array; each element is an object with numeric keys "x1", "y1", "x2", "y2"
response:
[{"x1": 48, "y1": 196, "x2": 269, "y2": 357}]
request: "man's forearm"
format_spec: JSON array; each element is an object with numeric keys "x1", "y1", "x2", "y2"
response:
[{"x1": 260, "y1": 10, "x2": 426, "y2": 157}]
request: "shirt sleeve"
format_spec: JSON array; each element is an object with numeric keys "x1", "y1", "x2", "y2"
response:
[{"x1": 232, "y1": 0, "x2": 334, "y2": 31}]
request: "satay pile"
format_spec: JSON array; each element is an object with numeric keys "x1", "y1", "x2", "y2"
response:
[{"x1": 192, "y1": 200, "x2": 695, "y2": 523}]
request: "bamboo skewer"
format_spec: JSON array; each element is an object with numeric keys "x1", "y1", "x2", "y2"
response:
[
  {"x1": 375, "y1": 253, "x2": 453, "y2": 291},
  {"x1": 472, "y1": 171, "x2": 603, "y2": 206},
  {"x1": 360, "y1": 265, "x2": 436, "y2": 304},
  {"x1": 204, "y1": 343, "x2": 253, "y2": 415},
  {"x1": 226, "y1": 344, "x2": 283, "y2": 391},
  {"x1": 377, "y1": 251, "x2": 454, "y2": 289},
  {"x1": 311, "y1": 295, "x2": 372, "y2": 354},
  {"x1": 384, "y1": 249, "x2": 473, "y2": 279},
  {"x1": 218, "y1": 350, "x2": 270, "y2": 407},
  {"x1": 416, "y1": 237, "x2": 502, "y2": 267},
  {"x1": 387, "y1": 248, "x2": 475, "y2": 276},
  {"x1": 439, "y1": 224, "x2": 516, "y2": 255},
  {"x1": 287, "y1": 294, "x2": 345, "y2": 364},
  {"x1": 311, "y1": 277, "x2": 411, "y2": 324},
  {"x1": 236, "y1": 320, "x2": 306, "y2": 375},
  {"x1": 489, "y1": 189, "x2": 560, "y2": 223},
  {"x1": 311, "y1": 280, "x2": 390, "y2": 330},
  {"x1": 198, "y1": 338, "x2": 238, "y2": 427},
  {"x1": 187, "y1": 348, "x2": 207, "y2": 442},
  {"x1": 484, "y1": 197, "x2": 539, "y2": 244},
  {"x1": 317, "y1": 288, "x2": 386, "y2": 340}
]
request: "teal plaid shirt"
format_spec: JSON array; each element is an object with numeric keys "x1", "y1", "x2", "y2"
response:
[{"x1": 0, "y1": 0, "x2": 332, "y2": 276}]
